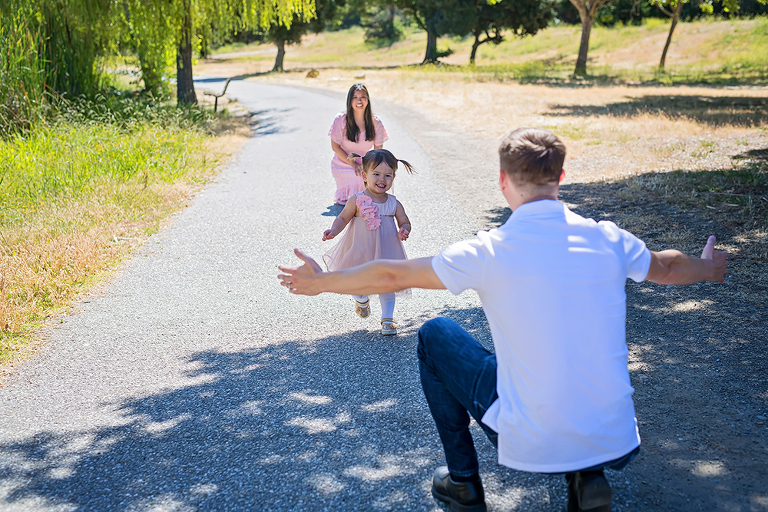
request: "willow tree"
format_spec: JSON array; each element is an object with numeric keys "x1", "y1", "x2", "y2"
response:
[{"x1": 121, "y1": 0, "x2": 315, "y2": 104}]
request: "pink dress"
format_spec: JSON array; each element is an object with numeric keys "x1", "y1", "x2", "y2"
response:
[
  {"x1": 323, "y1": 193, "x2": 408, "y2": 297},
  {"x1": 328, "y1": 113, "x2": 388, "y2": 205}
]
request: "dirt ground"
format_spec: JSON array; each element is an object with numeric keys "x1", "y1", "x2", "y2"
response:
[{"x1": 195, "y1": 64, "x2": 768, "y2": 510}]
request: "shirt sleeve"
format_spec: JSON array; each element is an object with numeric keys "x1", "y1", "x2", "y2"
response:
[
  {"x1": 431, "y1": 236, "x2": 489, "y2": 295},
  {"x1": 373, "y1": 116, "x2": 388, "y2": 146},
  {"x1": 328, "y1": 113, "x2": 345, "y2": 145},
  {"x1": 619, "y1": 227, "x2": 651, "y2": 283}
]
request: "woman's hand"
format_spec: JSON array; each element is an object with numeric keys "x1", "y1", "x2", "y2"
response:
[
  {"x1": 398, "y1": 228, "x2": 410, "y2": 241},
  {"x1": 346, "y1": 152, "x2": 362, "y2": 176}
]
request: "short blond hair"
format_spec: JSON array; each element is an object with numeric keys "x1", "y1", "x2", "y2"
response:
[{"x1": 499, "y1": 128, "x2": 566, "y2": 186}]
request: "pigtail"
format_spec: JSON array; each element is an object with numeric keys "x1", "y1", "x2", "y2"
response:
[
  {"x1": 396, "y1": 159, "x2": 416, "y2": 175},
  {"x1": 360, "y1": 149, "x2": 416, "y2": 177}
]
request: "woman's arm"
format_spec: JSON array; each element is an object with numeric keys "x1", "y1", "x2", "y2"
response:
[
  {"x1": 394, "y1": 200, "x2": 411, "y2": 241},
  {"x1": 323, "y1": 199, "x2": 357, "y2": 241},
  {"x1": 331, "y1": 140, "x2": 356, "y2": 165}
]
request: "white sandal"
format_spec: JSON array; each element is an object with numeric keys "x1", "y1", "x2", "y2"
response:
[
  {"x1": 381, "y1": 318, "x2": 397, "y2": 336},
  {"x1": 355, "y1": 299, "x2": 370, "y2": 318}
]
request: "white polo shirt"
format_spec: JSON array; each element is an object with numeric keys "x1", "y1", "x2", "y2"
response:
[{"x1": 431, "y1": 199, "x2": 651, "y2": 473}]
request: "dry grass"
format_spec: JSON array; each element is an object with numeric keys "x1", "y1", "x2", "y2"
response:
[
  {"x1": 248, "y1": 68, "x2": 767, "y2": 183},
  {"x1": 0, "y1": 121, "x2": 250, "y2": 368}
]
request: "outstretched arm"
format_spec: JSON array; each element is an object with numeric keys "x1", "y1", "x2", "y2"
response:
[
  {"x1": 645, "y1": 235, "x2": 728, "y2": 285},
  {"x1": 278, "y1": 250, "x2": 445, "y2": 296},
  {"x1": 323, "y1": 200, "x2": 357, "y2": 241}
]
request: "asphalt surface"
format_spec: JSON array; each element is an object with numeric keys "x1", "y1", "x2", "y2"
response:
[{"x1": 0, "y1": 82, "x2": 566, "y2": 511}]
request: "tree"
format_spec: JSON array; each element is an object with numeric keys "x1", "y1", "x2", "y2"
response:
[
  {"x1": 363, "y1": 6, "x2": 405, "y2": 47},
  {"x1": 568, "y1": 0, "x2": 613, "y2": 76},
  {"x1": 651, "y1": 0, "x2": 742, "y2": 71},
  {"x1": 121, "y1": 0, "x2": 316, "y2": 104},
  {"x1": 468, "y1": 0, "x2": 554, "y2": 65},
  {"x1": 265, "y1": 0, "x2": 339, "y2": 72},
  {"x1": 398, "y1": 0, "x2": 476, "y2": 63},
  {"x1": 267, "y1": 15, "x2": 308, "y2": 71}
]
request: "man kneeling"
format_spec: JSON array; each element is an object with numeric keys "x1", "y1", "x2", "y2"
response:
[{"x1": 278, "y1": 128, "x2": 727, "y2": 511}]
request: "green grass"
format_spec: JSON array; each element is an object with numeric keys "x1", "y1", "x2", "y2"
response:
[
  {"x1": 211, "y1": 17, "x2": 768, "y2": 84},
  {"x1": 0, "y1": 96, "x2": 228, "y2": 364}
]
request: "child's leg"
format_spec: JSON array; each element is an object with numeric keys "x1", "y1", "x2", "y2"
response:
[
  {"x1": 379, "y1": 293, "x2": 395, "y2": 320},
  {"x1": 354, "y1": 295, "x2": 370, "y2": 318}
]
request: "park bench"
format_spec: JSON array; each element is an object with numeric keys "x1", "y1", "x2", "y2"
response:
[{"x1": 204, "y1": 78, "x2": 231, "y2": 112}]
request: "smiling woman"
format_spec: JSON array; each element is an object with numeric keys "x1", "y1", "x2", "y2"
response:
[{"x1": 327, "y1": 83, "x2": 388, "y2": 206}]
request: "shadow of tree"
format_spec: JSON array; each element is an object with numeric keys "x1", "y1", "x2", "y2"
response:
[
  {"x1": 3, "y1": 162, "x2": 767, "y2": 510},
  {"x1": 250, "y1": 107, "x2": 298, "y2": 136},
  {"x1": 546, "y1": 95, "x2": 768, "y2": 127},
  {"x1": 0, "y1": 332, "x2": 442, "y2": 511},
  {"x1": 0, "y1": 306, "x2": 566, "y2": 511}
]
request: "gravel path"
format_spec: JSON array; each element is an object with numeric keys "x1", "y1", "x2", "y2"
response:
[
  {"x1": 1, "y1": 82, "x2": 766, "y2": 512},
  {"x1": 0, "y1": 82, "x2": 528, "y2": 512}
]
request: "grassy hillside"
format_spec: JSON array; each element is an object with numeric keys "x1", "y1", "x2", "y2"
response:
[{"x1": 207, "y1": 17, "x2": 768, "y2": 83}]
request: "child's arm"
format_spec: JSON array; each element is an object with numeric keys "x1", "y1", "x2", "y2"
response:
[
  {"x1": 394, "y1": 200, "x2": 411, "y2": 241},
  {"x1": 323, "y1": 200, "x2": 357, "y2": 241}
]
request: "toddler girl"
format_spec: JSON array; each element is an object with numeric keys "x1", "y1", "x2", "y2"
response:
[{"x1": 322, "y1": 149, "x2": 414, "y2": 335}]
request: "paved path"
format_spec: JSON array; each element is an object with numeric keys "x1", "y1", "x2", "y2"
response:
[{"x1": 0, "y1": 82, "x2": 563, "y2": 511}]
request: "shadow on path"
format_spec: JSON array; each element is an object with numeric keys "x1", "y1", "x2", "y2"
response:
[{"x1": 546, "y1": 95, "x2": 768, "y2": 127}]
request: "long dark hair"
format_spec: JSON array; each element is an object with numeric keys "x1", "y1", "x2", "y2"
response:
[{"x1": 345, "y1": 83, "x2": 375, "y2": 143}]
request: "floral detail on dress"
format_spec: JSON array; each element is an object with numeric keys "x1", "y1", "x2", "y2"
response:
[{"x1": 356, "y1": 194, "x2": 381, "y2": 231}]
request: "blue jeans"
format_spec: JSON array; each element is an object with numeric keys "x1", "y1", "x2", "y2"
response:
[{"x1": 417, "y1": 317, "x2": 639, "y2": 478}]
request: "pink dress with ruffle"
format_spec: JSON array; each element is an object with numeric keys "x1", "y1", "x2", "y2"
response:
[
  {"x1": 328, "y1": 113, "x2": 388, "y2": 205},
  {"x1": 323, "y1": 193, "x2": 409, "y2": 296}
]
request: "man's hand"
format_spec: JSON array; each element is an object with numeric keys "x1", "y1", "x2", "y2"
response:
[
  {"x1": 398, "y1": 227, "x2": 409, "y2": 241},
  {"x1": 278, "y1": 249, "x2": 324, "y2": 295},
  {"x1": 646, "y1": 235, "x2": 728, "y2": 285},
  {"x1": 700, "y1": 235, "x2": 728, "y2": 283}
]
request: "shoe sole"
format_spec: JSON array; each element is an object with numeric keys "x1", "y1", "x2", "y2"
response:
[{"x1": 432, "y1": 487, "x2": 488, "y2": 512}]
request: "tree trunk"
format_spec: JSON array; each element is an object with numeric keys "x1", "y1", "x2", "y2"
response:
[
  {"x1": 273, "y1": 40, "x2": 286, "y2": 71},
  {"x1": 423, "y1": 29, "x2": 437, "y2": 63},
  {"x1": 574, "y1": 14, "x2": 593, "y2": 76},
  {"x1": 659, "y1": 0, "x2": 683, "y2": 70},
  {"x1": 470, "y1": 33, "x2": 481, "y2": 65},
  {"x1": 176, "y1": 0, "x2": 196, "y2": 105}
]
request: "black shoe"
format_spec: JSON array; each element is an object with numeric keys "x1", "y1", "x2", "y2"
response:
[
  {"x1": 431, "y1": 466, "x2": 487, "y2": 512},
  {"x1": 565, "y1": 470, "x2": 613, "y2": 512}
]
